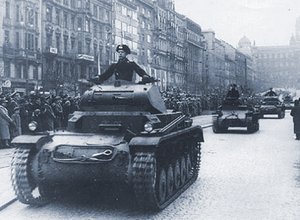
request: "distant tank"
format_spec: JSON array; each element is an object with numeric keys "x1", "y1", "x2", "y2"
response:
[
  {"x1": 258, "y1": 96, "x2": 285, "y2": 119},
  {"x1": 11, "y1": 78, "x2": 204, "y2": 210},
  {"x1": 212, "y1": 97, "x2": 260, "y2": 133}
]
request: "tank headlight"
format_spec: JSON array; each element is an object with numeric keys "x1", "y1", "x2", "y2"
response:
[
  {"x1": 28, "y1": 121, "x2": 38, "y2": 131},
  {"x1": 144, "y1": 123, "x2": 153, "y2": 132}
]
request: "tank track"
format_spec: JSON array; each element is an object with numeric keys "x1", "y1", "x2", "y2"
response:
[
  {"x1": 132, "y1": 141, "x2": 201, "y2": 210},
  {"x1": 11, "y1": 147, "x2": 50, "y2": 206}
]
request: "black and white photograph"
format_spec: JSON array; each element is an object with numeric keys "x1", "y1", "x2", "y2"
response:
[{"x1": 0, "y1": 0, "x2": 299, "y2": 219}]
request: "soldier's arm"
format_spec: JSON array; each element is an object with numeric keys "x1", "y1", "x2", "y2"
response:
[
  {"x1": 95, "y1": 64, "x2": 116, "y2": 83},
  {"x1": 131, "y1": 62, "x2": 150, "y2": 77}
]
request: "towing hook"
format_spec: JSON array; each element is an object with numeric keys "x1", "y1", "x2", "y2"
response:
[{"x1": 92, "y1": 149, "x2": 113, "y2": 158}]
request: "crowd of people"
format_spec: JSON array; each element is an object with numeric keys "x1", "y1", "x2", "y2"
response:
[{"x1": 0, "y1": 91, "x2": 80, "y2": 148}]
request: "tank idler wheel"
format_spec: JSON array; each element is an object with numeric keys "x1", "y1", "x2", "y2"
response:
[
  {"x1": 174, "y1": 160, "x2": 181, "y2": 190},
  {"x1": 186, "y1": 154, "x2": 192, "y2": 180},
  {"x1": 11, "y1": 147, "x2": 50, "y2": 206},
  {"x1": 166, "y1": 165, "x2": 174, "y2": 197},
  {"x1": 157, "y1": 168, "x2": 167, "y2": 204},
  {"x1": 180, "y1": 156, "x2": 187, "y2": 185}
]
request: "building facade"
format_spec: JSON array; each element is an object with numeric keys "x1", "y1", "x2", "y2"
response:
[
  {"x1": 42, "y1": 0, "x2": 112, "y2": 95},
  {"x1": 0, "y1": 0, "x2": 42, "y2": 94},
  {"x1": 0, "y1": 0, "x2": 259, "y2": 95}
]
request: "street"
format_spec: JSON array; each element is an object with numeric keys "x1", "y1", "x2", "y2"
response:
[{"x1": 0, "y1": 112, "x2": 299, "y2": 219}]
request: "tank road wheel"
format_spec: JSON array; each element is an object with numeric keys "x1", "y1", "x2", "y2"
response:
[
  {"x1": 180, "y1": 156, "x2": 187, "y2": 185},
  {"x1": 173, "y1": 160, "x2": 181, "y2": 190},
  {"x1": 186, "y1": 154, "x2": 192, "y2": 180},
  {"x1": 157, "y1": 168, "x2": 167, "y2": 204},
  {"x1": 166, "y1": 165, "x2": 174, "y2": 197},
  {"x1": 11, "y1": 147, "x2": 50, "y2": 206}
]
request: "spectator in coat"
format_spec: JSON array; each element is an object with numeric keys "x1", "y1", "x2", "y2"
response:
[
  {"x1": 11, "y1": 106, "x2": 21, "y2": 138},
  {"x1": 51, "y1": 96, "x2": 63, "y2": 129},
  {"x1": 40, "y1": 97, "x2": 55, "y2": 131},
  {"x1": 290, "y1": 99, "x2": 300, "y2": 140},
  {"x1": 0, "y1": 98, "x2": 14, "y2": 148}
]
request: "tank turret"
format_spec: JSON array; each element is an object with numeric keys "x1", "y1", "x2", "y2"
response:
[{"x1": 80, "y1": 83, "x2": 167, "y2": 113}]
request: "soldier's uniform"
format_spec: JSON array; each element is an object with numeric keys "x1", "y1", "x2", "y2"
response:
[{"x1": 93, "y1": 45, "x2": 149, "y2": 84}]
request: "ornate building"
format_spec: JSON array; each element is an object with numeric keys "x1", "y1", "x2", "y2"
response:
[
  {"x1": 252, "y1": 17, "x2": 300, "y2": 90},
  {"x1": 42, "y1": 0, "x2": 112, "y2": 95},
  {"x1": 0, "y1": 0, "x2": 42, "y2": 94}
]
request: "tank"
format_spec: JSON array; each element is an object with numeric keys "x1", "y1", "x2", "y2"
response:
[
  {"x1": 258, "y1": 96, "x2": 285, "y2": 118},
  {"x1": 212, "y1": 97, "x2": 260, "y2": 133},
  {"x1": 10, "y1": 79, "x2": 204, "y2": 210}
]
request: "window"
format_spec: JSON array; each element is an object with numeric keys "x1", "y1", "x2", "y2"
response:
[
  {"x1": 115, "y1": 20, "x2": 121, "y2": 29},
  {"x1": 71, "y1": 37, "x2": 75, "y2": 50},
  {"x1": 86, "y1": 40, "x2": 90, "y2": 54},
  {"x1": 46, "y1": 6, "x2": 52, "y2": 22},
  {"x1": 46, "y1": 34, "x2": 52, "y2": 47},
  {"x1": 147, "y1": 35, "x2": 151, "y2": 43},
  {"x1": 16, "y1": 5, "x2": 20, "y2": 21},
  {"x1": 93, "y1": 43, "x2": 97, "y2": 57},
  {"x1": 64, "y1": 37, "x2": 68, "y2": 53},
  {"x1": 78, "y1": 0, "x2": 82, "y2": 8},
  {"x1": 85, "y1": 18, "x2": 90, "y2": 32},
  {"x1": 93, "y1": 5, "x2": 98, "y2": 18},
  {"x1": 104, "y1": 10, "x2": 109, "y2": 21},
  {"x1": 56, "y1": 35, "x2": 61, "y2": 53},
  {"x1": 93, "y1": 23, "x2": 97, "y2": 37},
  {"x1": 71, "y1": 16, "x2": 75, "y2": 30},
  {"x1": 4, "y1": 61, "x2": 11, "y2": 77},
  {"x1": 63, "y1": 0, "x2": 69, "y2": 6},
  {"x1": 27, "y1": 8, "x2": 34, "y2": 25},
  {"x1": 122, "y1": 6, "x2": 126, "y2": 16},
  {"x1": 71, "y1": 0, "x2": 76, "y2": 8},
  {"x1": 55, "y1": 9, "x2": 60, "y2": 26},
  {"x1": 77, "y1": 17, "x2": 82, "y2": 31},
  {"x1": 64, "y1": 12, "x2": 68, "y2": 28},
  {"x1": 4, "y1": 30, "x2": 10, "y2": 43},
  {"x1": 33, "y1": 66, "x2": 38, "y2": 80},
  {"x1": 16, "y1": 64, "x2": 21, "y2": 78},
  {"x1": 78, "y1": 41, "x2": 82, "y2": 53},
  {"x1": 16, "y1": 32, "x2": 20, "y2": 48},
  {"x1": 35, "y1": 12, "x2": 38, "y2": 28},
  {"x1": 63, "y1": 62, "x2": 69, "y2": 78},
  {"x1": 5, "y1": 1, "x2": 10, "y2": 19}
]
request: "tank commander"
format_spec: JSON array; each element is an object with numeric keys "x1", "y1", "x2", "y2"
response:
[
  {"x1": 226, "y1": 84, "x2": 240, "y2": 99},
  {"x1": 91, "y1": 44, "x2": 150, "y2": 84},
  {"x1": 264, "y1": 88, "x2": 277, "y2": 96}
]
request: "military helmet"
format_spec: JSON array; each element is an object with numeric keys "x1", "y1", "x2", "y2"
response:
[{"x1": 116, "y1": 44, "x2": 131, "y2": 54}]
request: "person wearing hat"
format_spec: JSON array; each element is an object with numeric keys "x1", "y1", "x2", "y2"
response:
[
  {"x1": 92, "y1": 44, "x2": 150, "y2": 84},
  {"x1": 226, "y1": 84, "x2": 240, "y2": 99},
  {"x1": 0, "y1": 98, "x2": 14, "y2": 148}
]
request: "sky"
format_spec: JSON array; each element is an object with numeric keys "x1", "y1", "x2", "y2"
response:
[{"x1": 174, "y1": 0, "x2": 300, "y2": 47}]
